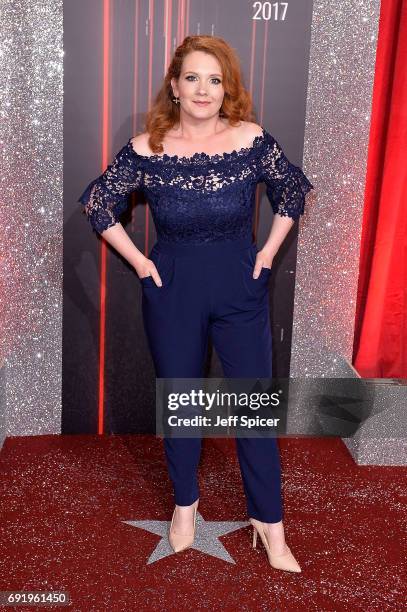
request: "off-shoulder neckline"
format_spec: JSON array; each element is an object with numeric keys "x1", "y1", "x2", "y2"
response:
[{"x1": 126, "y1": 127, "x2": 268, "y2": 164}]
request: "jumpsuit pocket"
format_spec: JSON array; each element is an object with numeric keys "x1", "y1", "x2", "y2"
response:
[
  {"x1": 139, "y1": 249, "x2": 175, "y2": 290},
  {"x1": 241, "y1": 243, "x2": 271, "y2": 298}
]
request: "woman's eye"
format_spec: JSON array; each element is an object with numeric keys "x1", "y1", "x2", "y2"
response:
[{"x1": 185, "y1": 76, "x2": 222, "y2": 84}]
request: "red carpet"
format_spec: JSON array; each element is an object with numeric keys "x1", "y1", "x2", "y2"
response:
[{"x1": 0, "y1": 435, "x2": 405, "y2": 611}]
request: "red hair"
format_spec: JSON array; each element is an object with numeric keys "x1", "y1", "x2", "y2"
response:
[{"x1": 144, "y1": 35, "x2": 255, "y2": 153}]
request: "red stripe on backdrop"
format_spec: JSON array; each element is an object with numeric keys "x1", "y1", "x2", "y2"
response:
[
  {"x1": 96, "y1": 0, "x2": 112, "y2": 435},
  {"x1": 352, "y1": 0, "x2": 407, "y2": 377}
]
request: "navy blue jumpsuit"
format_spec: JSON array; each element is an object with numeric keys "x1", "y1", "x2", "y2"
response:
[{"x1": 78, "y1": 127, "x2": 313, "y2": 523}]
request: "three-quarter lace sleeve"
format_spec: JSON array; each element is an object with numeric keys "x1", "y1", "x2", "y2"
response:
[
  {"x1": 259, "y1": 130, "x2": 314, "y2": 220},
  {"x1": 77, "y1": 141, "x2": 144, "y2": 234}
]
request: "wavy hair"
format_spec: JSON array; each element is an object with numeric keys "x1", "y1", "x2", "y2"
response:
[{"x1": 144, "y1": 35, "x2": 255, "y2": 153}]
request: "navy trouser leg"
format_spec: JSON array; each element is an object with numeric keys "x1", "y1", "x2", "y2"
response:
[
  {"x1": 210, "y1": 318, "x2": 283, "y2": 523},
  {"x1": 141, "y1": 237, "x2": 283, "y2": 521},
  {"x1": 141, "y1": 244, "x2": 209, "y2": 506},
  {"x1": 210, "y1": 245, "x2": 283, "y2": 524}
]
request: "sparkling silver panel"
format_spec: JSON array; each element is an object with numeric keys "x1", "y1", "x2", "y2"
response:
[
  {"x1": 290, "y1": 1, "x2": 406, "y2": 465},
  {"x1": 0, "y1": 0, "x2": 63, "y2": 444},
  {"x1": 291, "y1": 0, "x2": 381, "y2": 377}
]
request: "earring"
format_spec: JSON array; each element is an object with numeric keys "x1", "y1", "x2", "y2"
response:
[{"x1": 172, "y1": 96, "x2": 179, "y2": 104}]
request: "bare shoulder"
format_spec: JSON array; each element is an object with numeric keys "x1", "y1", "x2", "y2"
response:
[
  {"x1": 129, "y1": 132, "x2": 153, "y2": 156},
  {"x1": 233, "y1": 121, "x2": 264, "y2": 148}
]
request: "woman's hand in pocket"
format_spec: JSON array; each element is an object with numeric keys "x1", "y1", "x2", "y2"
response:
[
  {"x1": 253, "y1": 248, "x2": 274, "y2": 279},
  {"x1": 135, "y1": 256, "x2": 162, "y2": 287}
]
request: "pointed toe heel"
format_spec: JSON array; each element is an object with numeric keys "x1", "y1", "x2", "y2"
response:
[
  {"x1": 249, "y1": 518, "x2": 301, "y2": 573},
  {"x1": 168, "y1": 498, "x2": 199, "y2": 553}
]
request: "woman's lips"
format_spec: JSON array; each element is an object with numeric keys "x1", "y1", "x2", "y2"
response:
[{"x1": 193, "y1": 101, "x2": 210, "y2": 106}]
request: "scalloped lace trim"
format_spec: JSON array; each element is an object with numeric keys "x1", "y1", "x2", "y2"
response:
[{"x1": 127, "y1": 129, "x2": 267, "y2": 165}]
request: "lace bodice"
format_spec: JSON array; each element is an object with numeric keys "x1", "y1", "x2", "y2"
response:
[{"x1": 77, "y1": 128, "x2": 314, "y2": 244}]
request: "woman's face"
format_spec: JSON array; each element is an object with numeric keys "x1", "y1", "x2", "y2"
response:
[{"x1": 171, "y1": 50, "x2": 225, "y2": 121}]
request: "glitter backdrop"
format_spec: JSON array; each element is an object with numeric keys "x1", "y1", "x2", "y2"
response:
[
  {"x1": 288, "y1": 1, "x2": 404, "y2": 465},
  {"x1": 291, "y1": 0, "x2": 381, "y2": 378},
  {"x1": 0, "y1": 0, "x2": 63, "y2": 442},
  {"x1": 1, "y1": 1, "x2": 399, "y2": 467}
]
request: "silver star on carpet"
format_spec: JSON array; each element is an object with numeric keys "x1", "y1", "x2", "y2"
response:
[{"x1": 123, "y1": 512, "x2": 249, "y2": 564}]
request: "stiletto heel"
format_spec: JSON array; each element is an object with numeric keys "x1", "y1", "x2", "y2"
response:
[
  {"x1": 252, "y1": 525, "x2": 257, "y2": 548},
  {"x1": 249, "y1": 517, "x2": 301, "y2": 573},
  {"x1": 168, "y1": 498, "x2": 199, "y2": 553}
]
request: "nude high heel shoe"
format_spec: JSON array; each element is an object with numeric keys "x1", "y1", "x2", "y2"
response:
[
  {"x1": 168, "y1": 498, "x2": 199, "y2": 553},
  {"x1": 249, "y1": 517, "x2": 302, "y2": 573}
]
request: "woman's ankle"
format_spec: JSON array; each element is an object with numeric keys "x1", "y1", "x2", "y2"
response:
[{"x1": 175, "y1": 497, "x2": 199, "y2": 509}]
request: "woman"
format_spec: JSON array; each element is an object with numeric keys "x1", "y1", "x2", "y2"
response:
[{"x1": 78, "y1": 35, "x2": 313, "y2": 572}]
